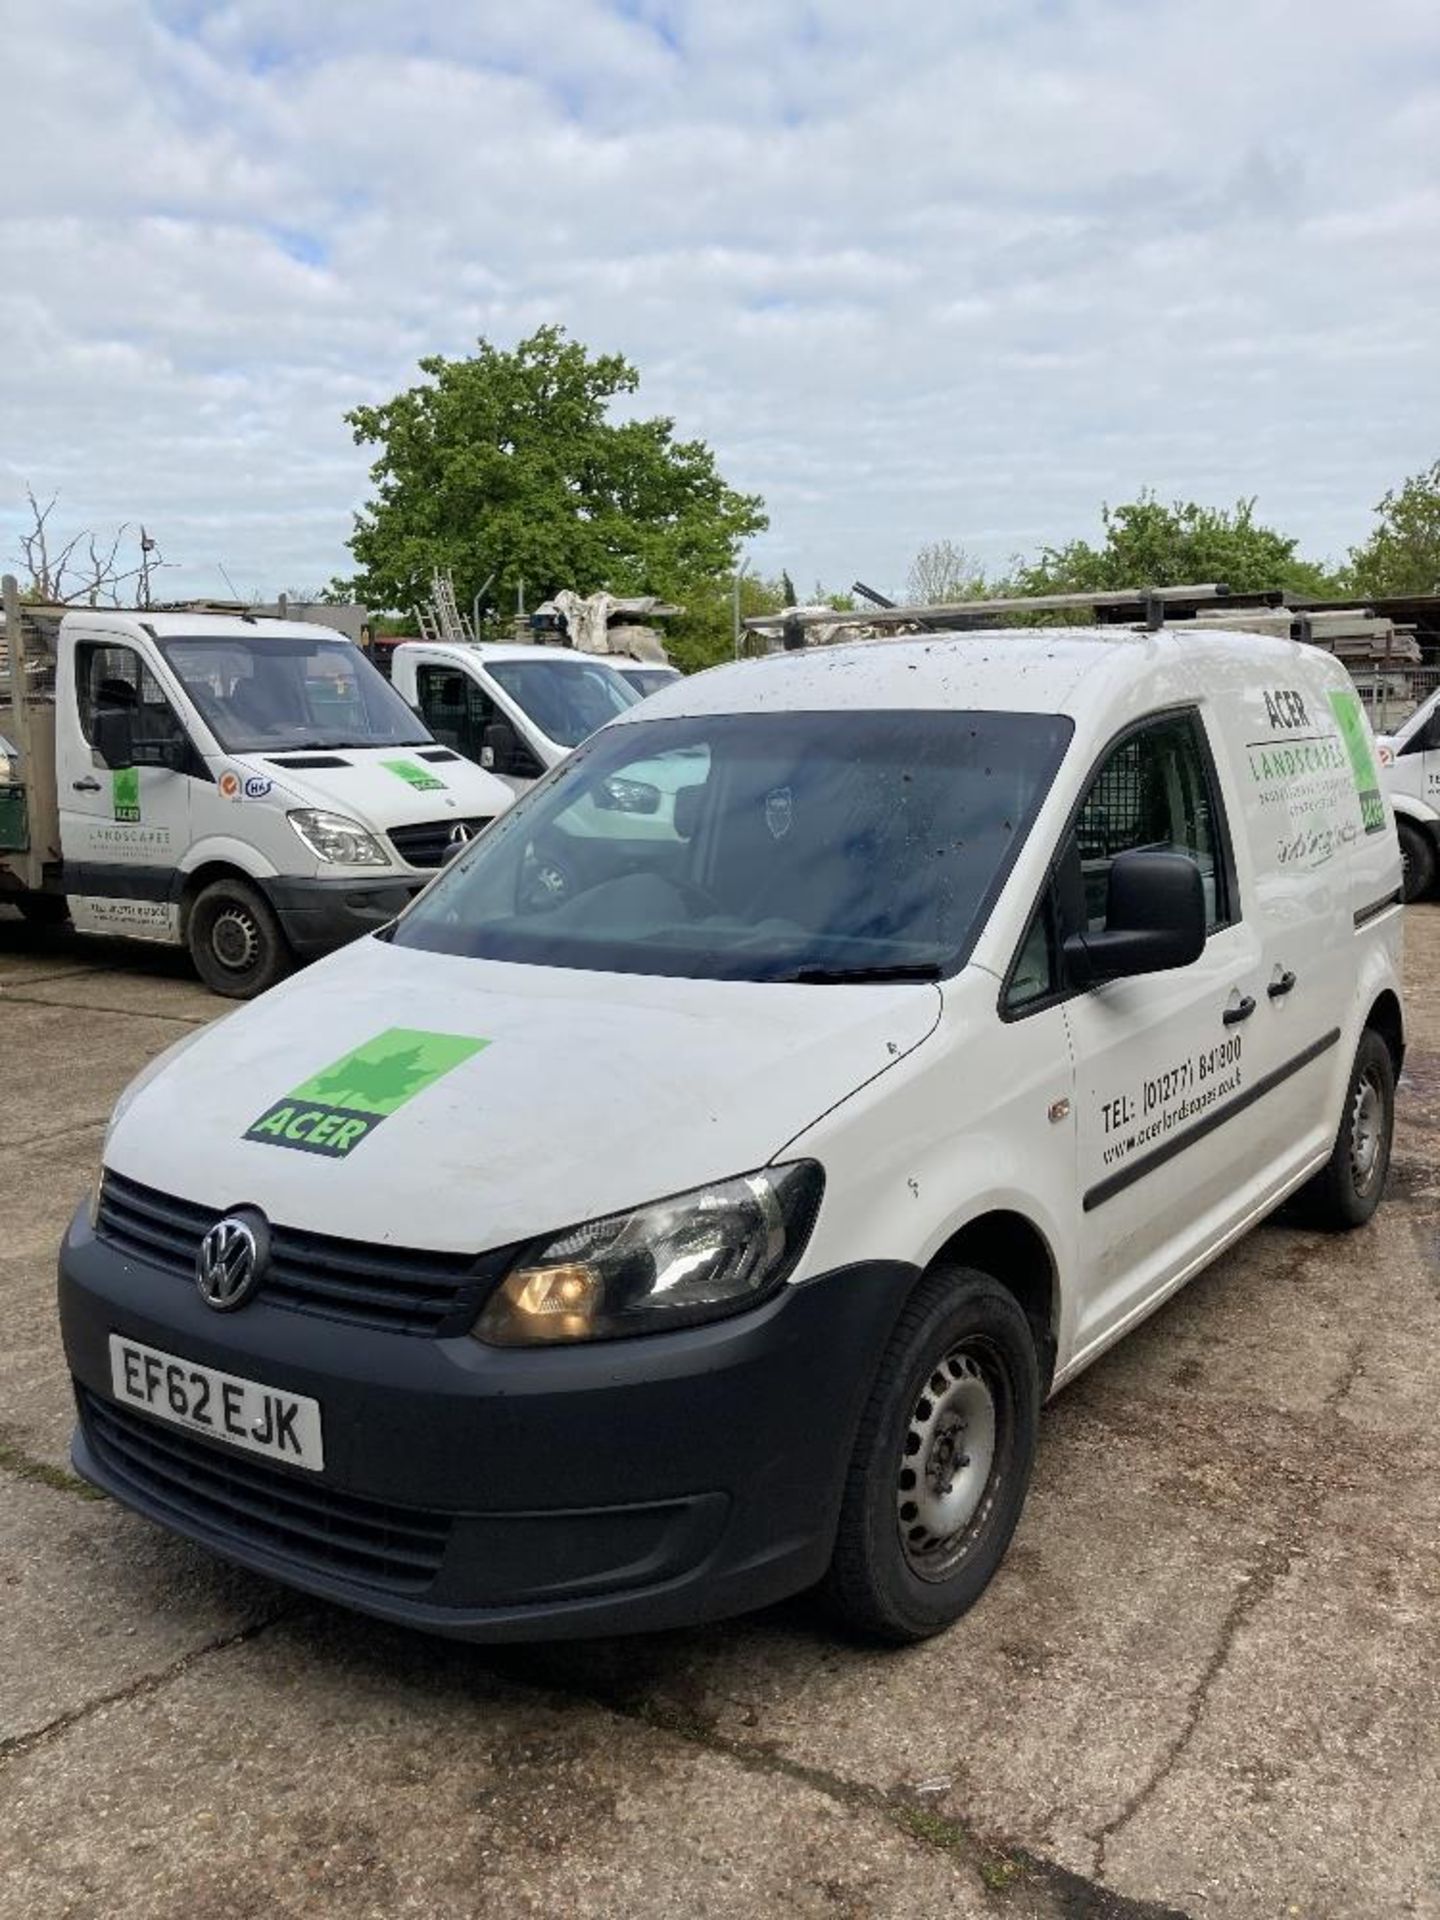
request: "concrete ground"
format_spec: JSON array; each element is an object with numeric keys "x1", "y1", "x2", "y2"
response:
[{"x1": 2, "y1": 910, "x2": 1437, "y2": 1920}]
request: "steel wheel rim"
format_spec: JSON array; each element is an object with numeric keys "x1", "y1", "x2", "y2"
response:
[
  {"x1": 896, "y1": 1344, "x2": 999, "y2": 1581},
  {"x1": 211, "y1": 905, "x2": 261, "y2": 973},
  {"x1": 1349, "y1": 1068, "x2": 1385, "y2": 1193}
]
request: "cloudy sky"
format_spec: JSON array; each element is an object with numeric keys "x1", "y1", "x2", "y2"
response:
[{"x1": 3, "y1": 0, "x2": 1438, "y2": 606}]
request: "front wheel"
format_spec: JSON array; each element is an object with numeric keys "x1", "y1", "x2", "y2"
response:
[
  {"x1": 186, "y1": 878, "x2": 292, "y2": 1000},
  {"x1": 821, "y1": 1267, "x2": 1040, "y2": 1643},
  {"x1": 1398, "y1": 820, "x2": 1436, "y2": 903},
  {"x1": 1301, "y1": 1028, "x2": 1395, "y2": 1230}
]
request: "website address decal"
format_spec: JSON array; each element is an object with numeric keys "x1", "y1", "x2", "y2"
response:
[{"x1": 1102, "y1": 1067, "x2": 1243, "y2": 1167}]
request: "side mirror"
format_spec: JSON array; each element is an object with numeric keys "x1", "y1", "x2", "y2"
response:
[
  {"x1": 480, "y1": 718, "x2": 518, "y2": 774},
  {"x1": 596, "y1": 775, "x2": 661, "y2": 815},
  {"x1": 129, "y1": 736, "x2": 189, "y2": 773},
  {"x1": 1064, "y1": 849, "x2": 1206, "y2": 987},
  {"x1": 92, "y1": 707, "x2": 135, "y2": 770}
]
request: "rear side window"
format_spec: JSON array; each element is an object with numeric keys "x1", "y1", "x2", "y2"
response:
[{"x1": 1073, "y1": 713, "x2": 1229, "y2": 932}]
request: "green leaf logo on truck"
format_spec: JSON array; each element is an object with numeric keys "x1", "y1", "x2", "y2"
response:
[
  {"x1": 1328, "y1": 690, "x2": 1387, "y2": 835},
  {"x1": 112, "y1": 768, "x2": 141, "y2": 823},
  {"x1": 244, "y1": 1027, "x2": 489, "y2": 1158}
]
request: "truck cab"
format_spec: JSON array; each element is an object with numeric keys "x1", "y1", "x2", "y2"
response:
[
  {"x1": 392, "y1": 642, "x2": 639, "y2": 793},
  {"x1": 1376, "y1": 689, "x2": 1440, "y2": 900},
  {"x1": 1, "y1": 599, "x2": 513, "y2": 996}
]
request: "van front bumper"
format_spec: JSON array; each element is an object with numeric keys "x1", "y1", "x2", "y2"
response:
[
  {"x1": 58, "y1": 1208, "x2": 916, "y2": 1641},
  {"x1": 260, "y1": 875, "x2": 426, "y2": 958}
]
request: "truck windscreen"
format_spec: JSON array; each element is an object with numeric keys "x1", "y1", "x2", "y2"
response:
[
  {"x1": 486, "y1": 657, "x2": 639, "y2": 748},
  {"x1": 159, "y1": 635, "x2": 433, "y2": 754},
  {"x1": 392, "y1": 708, "x2": 1073, "y2": 982}
]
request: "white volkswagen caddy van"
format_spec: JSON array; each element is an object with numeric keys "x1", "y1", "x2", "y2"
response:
[{"x1": 60, "y1": 627, "x2": 1405, "y2": 1644}]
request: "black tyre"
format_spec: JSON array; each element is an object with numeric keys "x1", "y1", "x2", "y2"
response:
[
  {"x1": 1398, "y1": 820, "x2": 1436, "y2": 904},
  {"x1": 186, "y1": 878, "x2": 291, "y2": 1000},
  {"x1": 1301, "y1": 1028, "x2": 1395, "y2": 1230},
  {"x1": 16, "y1": 893, "x2": 70, "y2": 929},
  {"x1": 821, "y1": 1266, "x2": 1040, "y2": 1643}
]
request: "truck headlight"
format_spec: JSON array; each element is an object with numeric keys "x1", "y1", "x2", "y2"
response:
[
  {"x1": 287, "y1": 809, "x2": 389, "y2": 867},
  {"x1": 473, "y1": 1162, "x2": 824, "y2": 1346}
]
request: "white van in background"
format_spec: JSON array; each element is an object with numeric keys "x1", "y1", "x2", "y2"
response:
[
  {"x1": 0, "y1": 600, "x2": 513, "y2": 995},
  {"x1": 391, "y1": 642, "x2": 639, "y2": 793},
  {"x1": 1376, "y1": 688, "x2": 1440, "y2": 900}
]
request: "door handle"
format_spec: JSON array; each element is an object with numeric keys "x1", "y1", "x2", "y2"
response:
[
  {"x1": 1267, "y1": 970, "x2": 1297, "y2": 999},
  {"x1": 71, "y1": 777, "x2": 101, "y2": 793},
  {"x1": 1223, "y1": 996, "x2": 1256, "y2": 1026}
]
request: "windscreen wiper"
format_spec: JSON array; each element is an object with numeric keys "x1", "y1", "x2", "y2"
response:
[{"x1": 777, "y1": 962, "x2": 944, "y2": 984}]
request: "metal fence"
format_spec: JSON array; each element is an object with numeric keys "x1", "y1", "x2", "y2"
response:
[{"x1": 1347, "y1": 666, "x2": 1440, "y2": 735}]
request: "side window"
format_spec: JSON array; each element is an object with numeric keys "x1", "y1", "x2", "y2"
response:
[
  {"x1": 1005, "y1": 891, "x2": 1059, "y2": 1012},
  {"x1": 1074, "y1": 713, "x2": 1228, "y2": 932},
  {"x1": 416, "y1": 666, "x2": 474, "y2": 751},
  {"x1": 76, "y1": 643, "x2": 183, "y2": 747}
]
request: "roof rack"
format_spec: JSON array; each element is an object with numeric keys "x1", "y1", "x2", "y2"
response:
[{"x1": 740, "y1": 582, "x2": 1294, "y2": 647}]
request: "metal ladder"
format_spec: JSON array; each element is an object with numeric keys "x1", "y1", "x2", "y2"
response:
[{"x1": 415, "y1": 570, "x2": 475, "y2": 645}]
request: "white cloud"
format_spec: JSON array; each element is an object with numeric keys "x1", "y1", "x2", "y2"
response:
[{"x1": 2, "y1": 0, "x2": 1438, "y2": 602}]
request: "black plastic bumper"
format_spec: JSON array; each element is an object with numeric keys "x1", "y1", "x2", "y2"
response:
[
  {"x1": 58, "y1": 1207, "x2": 917, "y2": 1640},
  {"x1": 259, "y1": 874, "x2": 426, "y2": 959}
]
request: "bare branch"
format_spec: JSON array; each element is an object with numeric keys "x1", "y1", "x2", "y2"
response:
[{"x1": 12, "y1": 487, "x2": 169, "y2": 605}]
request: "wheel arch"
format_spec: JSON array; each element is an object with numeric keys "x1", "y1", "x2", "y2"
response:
[
  {"x1": 925, "y1": 1209, "x2": 1060, "y2": 1395},
  {"x1": 176, "y1": 859, "x2": 270, "y2": 933},
  {"x1": 1365, "y1": 987, "x2": 1405, "y2": 1079}
]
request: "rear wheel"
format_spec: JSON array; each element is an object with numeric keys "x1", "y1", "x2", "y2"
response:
[
  {"x1": 1397, "y1": 820, "x2": 1436, "y2": 903},
  {"x1": 15, "y1": 893, "x2": 70, "y2": 929},
  {"x1": 821, "y1": 1267, "x2": 1039, "y2": 1643},
  {"x1": 186, "y1": 878, "x2": 291, "y2": 1000},
  {"x1": 1301, "y1": 1029, "x2": 1395, "y2": 1230}
]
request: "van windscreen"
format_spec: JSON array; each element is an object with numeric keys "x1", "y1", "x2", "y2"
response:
[
  {"x1": 159, "y1": 634, "x2": 432, "y2": 753},
  {"x1": 391, "y1": 709, "x2": 1072, "y2": 982}
]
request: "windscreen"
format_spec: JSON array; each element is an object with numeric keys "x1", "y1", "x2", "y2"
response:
[
  {"x1": 392, "y1": 708, "x2": 1073, "y2": 981},
  {"x1": 159, "y1": 634, "x2": 433, "y2": 753},
  {"x1": 619, "y1": 667, "x2": 681, "y2": 698},
  {"x1": 486, "y1": 656, "x2": 638, "y2": 748}
]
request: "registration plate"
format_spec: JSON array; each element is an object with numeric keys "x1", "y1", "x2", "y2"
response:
[{"x1": 108, "y1": 1335, "x2": 324, "y2": 1473}]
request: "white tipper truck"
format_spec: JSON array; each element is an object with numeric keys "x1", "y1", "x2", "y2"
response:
[{"x1": 0, "y1": 579, "x2": 513, "y2": 996}]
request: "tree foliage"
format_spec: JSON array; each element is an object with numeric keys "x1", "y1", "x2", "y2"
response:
[
  {"x1": 342, "y1": 326, "x2": 767, "y2": 621},
  {"x1": 1347, "y1": 460, "x2": 1440, "y2": 596},
  {"x1": 904, "y1": 539, "x2": 991, "y2": 605},
  {"x1": 1015, "y1": 493, "x2": 1339, "y2": 600}
]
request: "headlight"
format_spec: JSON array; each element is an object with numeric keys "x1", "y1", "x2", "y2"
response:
[
  {"x1": 473, "y1": 1161, "x2": 824, "y2": 1346},
  {"x1": 287, "y1": 809, "x2": 389, "y2": 867}
]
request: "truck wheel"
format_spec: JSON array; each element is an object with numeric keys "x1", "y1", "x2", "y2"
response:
[
  {"x1": 187, "y1": 878, "x2": 291, "y2": 1000},
  {"x1": 16, "y1": 894, "x2": 70, "y2": 929},
  {"x1": 820, "y1": 1266, "x2": 1039, "y2": 1643},
  {"x1": 1301, "y1": 1029, "x2": 1395, "y2": 1230},
  {"x1": 1397, "y1": 821, "x2": 1435, "y2": 903}
]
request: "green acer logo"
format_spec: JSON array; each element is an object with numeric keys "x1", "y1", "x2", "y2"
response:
[
  {"x1": 382, "y1": 759, "x2": 446, "y2": 792},
  {"x1": 112, "y1": 768, "x2": 141, "y2": 823},
  {"x1": 244, "y1": 1027, "x2": 489, "y2": 1159}
]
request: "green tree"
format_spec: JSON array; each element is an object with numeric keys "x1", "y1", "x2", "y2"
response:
[
  {"x1": 1015, "y1": 493, "x2": 1339, "y2": 602},
  {"x1": 1348, "y1": 461, "x2": 1440, "y2": 596},
  {"x1": 341, "y1": 326, "x2": 767, "y2": 618}
]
